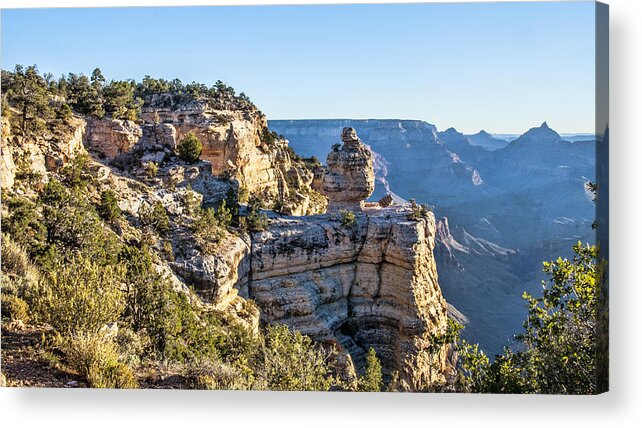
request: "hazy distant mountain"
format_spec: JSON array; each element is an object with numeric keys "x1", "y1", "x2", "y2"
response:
[
  {"x1": 465, "y1": 130, "x2": 510, "y2": 150},
  {"x1": 269, "y1": 118, "x2": 596, "y2": 355}
]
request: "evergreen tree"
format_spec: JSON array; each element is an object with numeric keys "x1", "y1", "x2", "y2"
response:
[
  {"x1": 5, "y1": 65, "x2": 52, "y2": 134},
  {"x1": 359, "y1": 348, "x2": 383, "y2": 392},
  {"x1": 103, "y1": 80, "x2": 142, "y2": 121},
  {"x1": 177, "y1": 132, "x2": 203, "y2": 163}
]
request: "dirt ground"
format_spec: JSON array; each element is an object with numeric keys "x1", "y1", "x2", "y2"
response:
[{"x1": 1, "y1": 323, "x2": 86, "y2": 388}]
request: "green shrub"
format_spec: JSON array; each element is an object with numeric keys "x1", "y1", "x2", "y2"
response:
[
  {"x1": 240, "y1": 210, "x2": 268, "y2": 233},
  {"x1": 39, "y1": 181, "x2": 121, "y2": 265},
  {"x1": 138, "y1": 200, "x2": 170, "y2": 234},
  {"x1": 358, "y1": 348, "x2": 383, "y2": 392},
  {"x1": 218, "y1": 169, "x2": 233, "y2": 180},
  {"x1": 237, "y1": 187, "x2": 249, "y2": 204},
  {"x1": 98, "y1": 190, "x2": 121, "y2": 222},
  {"x1": 1, "y1": 233, "x2": 40, "y2": 284},
  {"x1": 161, "y1": 239, "x2": 174, "y2": 262},
  {"x1": 192, "y1": 207, "x2": 226, "y2": 254},
  {"x1": 407, "y1": 199, "x2": 431, "y2": 221},
  {"x1": 183, "y1": 358, "x2": 251, "y2": 390},
  {"x1": 118, "y1": 244, "x2": 223, "y2": 362},
  {"x1": 340, "y1": 210, "x2": 356, "y2": 228},
  {"x1": 144, "y1": 161, "x2": 159, "y2": 178},
  {"x1": 115, "y1": 327, "x2": 148, "y2": 369},
  {"x1": 177, "y1": 132, "x2": 202, "y2": 163},
  {"x1": 59, "y1": 153, "x2": 90, "y2": 188},
  {"x1": 240, "y1": 195, "x2": 268, "y2": 233},
  {"x1": 1, "y1": 196, "x2": 46, "y2": 252},
  {"x1": 55, "y1": 103, "x2": 73, "y2": 122},
  {"x1": 29, "y1": 254, "x2": 125, "y2": 335},
  {"x1": 260, "y1": 127, "x2": 278, "y2": 146},
  {"x1": 62, "y1": 333, "x2": 138, "y2": 389},
  {"x1": 1, "y1": 294, "x2": 30, "y2": 322},
  {"x1": 261, "y1": 324, "x2": 334, "y2": 391},
  {"x1": 181, "y1": 185, "x2": 201, "y2": 216}
]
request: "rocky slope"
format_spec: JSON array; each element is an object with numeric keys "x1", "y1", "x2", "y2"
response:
[{"x1": 2, "y1": 103, "x2": 453, "y2": 390}]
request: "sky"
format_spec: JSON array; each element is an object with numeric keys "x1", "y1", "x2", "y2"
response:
[{"x1": 1, "y1": 2, "x2": 596, "y2": 134}]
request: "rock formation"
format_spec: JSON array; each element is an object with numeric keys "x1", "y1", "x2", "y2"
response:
[
  {"x1": 246, "y1": 207, "x2": 451, "y2": 389},
  {"x1": 164, "y1": 127, "x2": 452, "y2": 389},
  {"x1": 83, "y1": 97, "x2": 327, "y2": 216},
  {"x1": 1, "y1": 115, "x2": 86, "y2": 191},
  {"x1": 321, "y1": 127, "x2": 375, "y2": 211}
]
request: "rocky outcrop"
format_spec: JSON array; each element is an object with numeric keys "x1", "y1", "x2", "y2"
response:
[
  {"x1": 1, "y1": 117, "x2": 15, "y2": 190},
  {"x1": 321, "y1": 127, "x2": 375, "y2": 211},
  {"x1": 247, "y1": 206, "x2": 451, "y2": 389},
  {"x1": 82, "y1": 100, "x2": 326, "y2": 216},
  {"x1": 1, "y1": 114, "x2": 87, "y2": 191},
  {"x1": 84, "y1": 118, "x2": 142, "y2": 159}
]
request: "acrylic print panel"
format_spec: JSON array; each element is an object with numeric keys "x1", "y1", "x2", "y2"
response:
[{"x1": 0, "y1": 1, "x2": 608, "y2": 394}]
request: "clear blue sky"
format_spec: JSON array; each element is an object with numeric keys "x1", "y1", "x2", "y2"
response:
[{"x1": 1, "y1": 2, "x2": 596, "y2": 134}]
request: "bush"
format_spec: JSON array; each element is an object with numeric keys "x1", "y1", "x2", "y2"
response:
[
  {"x1": 407, "y1": 199, "x2": 431, "y2": 221},
  {"x1": 261, "y1": 324, "x2": 334, "y2": 391},
  {"x1": 240, "y1": 195, "x2": 268, "y2": 233},
  {"x1": 454, "y1": 243, "x2": 600, "y2": 394},
  {"x1": 192, "y1": 207, "x2": 226, "y2": 254},
  {"x1": 358, "y1": 348, "x2": 383, "y2": 392},
  {"x1": 138, "y1": 200, "x2": 170, "y2": 234},
  {"x1": 62, "y1": 333, "x2": 138, "y2": 389},
  {"x1": 144, "y1": 161, "x2": 159, "y2": 178},
  {"x1": 181, "y1": 186, "x2": 201, "y2": 216},
  {"x1": 1, "y1": 233, "x2": 40, "y2": 285},
  {"x1": 118, "y1": 244, "x2": 224, "y2": 362},
  {"x1": 60, "y1": 153, "x2": 90, "y2": 188},
  {"x1": 183, "y1": 358, "x2": 252, "y2": 390},
  {"x1": 55, "y1": 103, "x2": 73, "y2": 122},
  {"x1": 114, "y1": 327, "x2": 148, "y2": 369},
  {"x1": 39, "y1": 181, "x2": 121, "y2": 265},
  {"x1": 161, "y1": 239, "x2": 174, "y2": 262},
  {"x1": 98, "y1": 190, "x2": 121, "y2": 222},
  {"x1": 340, "y1": 210, "x2": 356, "y2": 228},
  {"x1": 240, "y1": 209, "x2": 268, "y2": 233},
  {"x1": 1, "y1": 196, "x2": 46, "y2": 252},
  {"x1": 1, "y1": 294, "x2": 30, "y2": 322},
  {"x1": 29, "y1": 254, "x2": 125, "y2": 335},
  {"x1": 177, "y1": 132, "x2": 202, "y2": 163}
]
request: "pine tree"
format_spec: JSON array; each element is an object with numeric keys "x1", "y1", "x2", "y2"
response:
[{"x1": 359, "y1": 347, "x2": 383, "y2": 392}]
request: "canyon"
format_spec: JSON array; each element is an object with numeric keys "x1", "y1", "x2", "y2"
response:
[{"x1": 270, "y1": 119, "x2": 596, "y2": 354}]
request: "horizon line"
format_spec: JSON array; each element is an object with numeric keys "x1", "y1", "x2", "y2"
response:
[{"x1": 266, "y1": 118, "x2": 595, "y2": 137}]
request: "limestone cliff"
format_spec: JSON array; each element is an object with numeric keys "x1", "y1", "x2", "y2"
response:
[{"x1": 248, "y1": 207, "x2": 451, "y2": 389}]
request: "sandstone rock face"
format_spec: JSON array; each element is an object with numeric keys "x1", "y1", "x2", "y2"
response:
[
  {"x1": 138, "y1": 100, "x2": 327, "y2": 215},
  {"x1": 82, "y1": 100, "x2": 326, "y2": 216},
  {"x1": 84, "y1": 118, "x2": 142, "y2": 159},
  {"x1": 1, "y1": 115, "x2": 87, "y2": 191},
  {"x1": 247, "y1": 207, "x2": 451, "y2": 390},
  {"x1": 1, "y1": 117, "x2": 15, "y2": 190},
  {"x1": 322, "y1": 127, "x2": 375, "y2": 211},
  {"x1": 171, "y1": 233, "x2": 251, "y2": 310}
]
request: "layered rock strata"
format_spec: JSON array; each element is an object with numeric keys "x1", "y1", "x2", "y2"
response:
[{"x1": 247, "y1": 207, "x2": 451, "y2": 389}]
